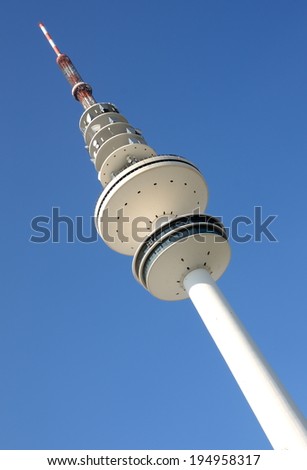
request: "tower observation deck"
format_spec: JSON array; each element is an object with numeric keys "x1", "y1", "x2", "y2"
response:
[{"x1": 39, "y1": 23, "x2": 307, "y2": 449}]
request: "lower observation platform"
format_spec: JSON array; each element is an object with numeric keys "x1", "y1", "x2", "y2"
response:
[{"x1": 133, "y1": 214, "x2": 231, "y2": 300}]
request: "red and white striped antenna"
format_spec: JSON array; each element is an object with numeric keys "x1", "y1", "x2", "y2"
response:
[
  {"x1": 39, "y1": 22, "x2": 96, "y2": 109},
  {"x1": 39, "y1": 22, "x2": 61, "y2": 56}
]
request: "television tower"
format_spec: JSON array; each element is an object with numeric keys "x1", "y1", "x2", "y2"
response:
[{"x1": 39, "y1": 23, "x2": 307, "y2": 449}]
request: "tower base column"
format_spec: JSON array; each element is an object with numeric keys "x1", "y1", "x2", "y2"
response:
[{"x1": 183, "y1": 268, "x2": 307, "y2": 450}]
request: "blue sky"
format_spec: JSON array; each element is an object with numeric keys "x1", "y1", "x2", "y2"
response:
[{"x1": 0, "y1": 0, "x2": 306, "y2": 450}]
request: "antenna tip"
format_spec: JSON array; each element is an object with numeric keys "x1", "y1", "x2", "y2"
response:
[
  {"x1": 38, "y1": 22, "x2": 47, "y2": 34},
  {"x1": 38, "y1": 22, "x2": 62, "y2": 56}
]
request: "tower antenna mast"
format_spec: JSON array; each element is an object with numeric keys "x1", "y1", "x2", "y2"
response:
[
  {"x1": 39, "y1": 22, "x2": 96, "y2": 109},
  {"x1": 39, "y1": 22, "x2": 307, "y2": 450}
]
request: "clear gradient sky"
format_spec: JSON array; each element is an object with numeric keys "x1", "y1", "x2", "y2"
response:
[{"x1": 0, "y1": 0, "x2": 306, "y2": 450}]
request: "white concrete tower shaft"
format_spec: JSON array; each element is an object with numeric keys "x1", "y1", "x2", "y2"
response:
[{"x1": 184, "y1": 268, "x2": 307, "y2": 450}]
